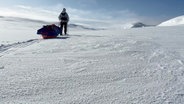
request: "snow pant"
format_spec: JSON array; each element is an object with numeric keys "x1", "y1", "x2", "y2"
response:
[{"x1": 60, "y1": 22, "x2": 68, "y2": 35}]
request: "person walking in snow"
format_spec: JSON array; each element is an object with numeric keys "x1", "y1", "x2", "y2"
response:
[{"x1": 58, "y1": 8, "x2": 69, "y2": 35}]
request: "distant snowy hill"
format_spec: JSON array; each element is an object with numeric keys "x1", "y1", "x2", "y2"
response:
[
  {"x1": 131, "y1": 22, "x2": 148, "y2": 28},
  {"x1": 0, "y1": 16, "x2": 88, "y2": 28},
  {"x1": 69, "y1": 24, "x2": 104, "y2": 30},
  {"x1": 158, "y1": 15, "x2": 184, "y2": 26},
  {"x1": 122, "y1": 22, "x2": 153, "y2": 29}
]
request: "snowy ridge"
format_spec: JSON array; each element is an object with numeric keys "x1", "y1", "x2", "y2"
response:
[
  {"x1": 158, "y1": 15, "x2": 184, "y2": 26},
  {"x1": 122, "y1": 22, "x2": 153, "y2": 29},
  {"x1": 0, "y1": 16, "x2": 102, "y2": 31},
  {"x1": 131, "y1": 22, "x2": 149, "y2": 28},
  {"x1": 69, "y1": 24, "x2": 105, "y2": 30}
]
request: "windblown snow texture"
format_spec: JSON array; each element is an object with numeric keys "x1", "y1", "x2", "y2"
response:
[{"x1": 0, "y1": 16, "x2": 184, "y2": 104}]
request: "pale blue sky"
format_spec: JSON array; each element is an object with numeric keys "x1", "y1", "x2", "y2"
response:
[{"x1": 0, "y1": 0, "x2": 184, "y2": 25}]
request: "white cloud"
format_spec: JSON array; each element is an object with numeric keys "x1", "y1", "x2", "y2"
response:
[
  {"x1": 0, "y1": 4, "x2": 155, "y2": 28},
  {"x1": 0, "y1": 5, "x2": 58, "y2": 22}
]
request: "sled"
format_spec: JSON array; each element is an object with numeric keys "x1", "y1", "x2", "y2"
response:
[
  {"x1": 37, "y1": 24, "x2": 61, "y2": 39},
  {"x1": 41, "y1": 35, "x2": 57, "y2": 39}
]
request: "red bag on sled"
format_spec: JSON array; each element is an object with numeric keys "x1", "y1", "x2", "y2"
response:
[{"x1": 37, "y1": 24, "x2": 61, "y2": 39}]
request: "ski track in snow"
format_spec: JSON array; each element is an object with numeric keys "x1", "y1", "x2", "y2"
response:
[
  {"x1": 0, "y1": 27, "x2": 184, "y2": 103},
  {"x1": 0, "y1": 39, "x2": 40, "y2": 57}
]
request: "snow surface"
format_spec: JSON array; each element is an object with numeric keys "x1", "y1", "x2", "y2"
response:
[
  {"x1": 1, "y1": 17, "x2": 184, "y2": 104},
  {"x1": 158, "y1": 15, "x2": 184, "y2": 26}
]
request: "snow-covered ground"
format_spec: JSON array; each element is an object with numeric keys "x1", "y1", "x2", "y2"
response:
[
  {"x1": 0, "y1": 16, "x2": 41, "y2": 45},
  {"x1": 0, "y1": 16, "x2": 184, "y2": 104}
]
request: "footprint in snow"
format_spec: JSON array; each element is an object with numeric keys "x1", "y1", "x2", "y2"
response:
[{"x1": 0, "y1": 66, "x2": 4, "y2": 69}]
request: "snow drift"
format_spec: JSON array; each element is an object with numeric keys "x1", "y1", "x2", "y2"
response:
[{"x1": 158, "y1": 15, "x2": 184, "y2": 26}]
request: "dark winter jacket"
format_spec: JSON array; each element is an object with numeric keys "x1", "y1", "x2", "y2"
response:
[{"x1": 59, "y1": 11, "x2": 69, "y2": 23}]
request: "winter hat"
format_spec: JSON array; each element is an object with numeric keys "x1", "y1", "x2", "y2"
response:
[{"x1": 62, "y1": 8, "x2": 66, "y2": 12}]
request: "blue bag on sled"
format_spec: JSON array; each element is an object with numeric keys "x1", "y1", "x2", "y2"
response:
[{"x1": 37, "y1": 24, "x2": 61, "y2": 39}]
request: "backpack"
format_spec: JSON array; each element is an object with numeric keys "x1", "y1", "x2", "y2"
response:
[{"x1": 60, "y1": 13, "x2": 68, "y2": 21}]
